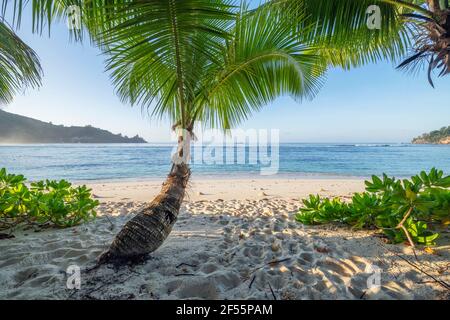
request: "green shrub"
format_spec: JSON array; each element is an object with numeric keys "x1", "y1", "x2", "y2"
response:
[
  {"x1": 0, "y1": 168, "x2": 99, "y2": 231},
  {"x1": 296, "y1": 168, "x2": 450, "y2": 246}
]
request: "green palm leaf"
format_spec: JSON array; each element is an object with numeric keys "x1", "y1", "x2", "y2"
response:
[
  {"x1": 195, "y1": 5, "x2": 325, "y2": 128},
  {"x1": 82, "y1": 0, "x2": 236, "y2": 127},
  {"x1": 266, "y1": 0, "x2": 419, "y2": 68},
  {"x1": 0, "y1": 21, "x2": 42, "y2": 105}
]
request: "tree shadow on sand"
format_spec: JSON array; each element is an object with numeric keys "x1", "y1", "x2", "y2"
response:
[{"x1": 64, "y1": 202, "x2": 450, "y2": 300}]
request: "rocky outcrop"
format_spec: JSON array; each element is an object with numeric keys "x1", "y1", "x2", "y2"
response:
[{"x1": 412, "y1": 126, "x2": 450, "y2": 144}]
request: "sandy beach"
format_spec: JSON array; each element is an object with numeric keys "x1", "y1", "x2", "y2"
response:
[
  {"x1": 87, "y1": 177, "x2": 367, "y2": 202},
  {"x1": 0, "y1": 177, "x2": 449, "y2": 300}
]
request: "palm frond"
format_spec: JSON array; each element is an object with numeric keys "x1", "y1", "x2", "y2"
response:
[
  {"x1": 83, "y1": 0, "x2": 236, "y2": 126},
  {"x1": 0, "y1": 21, "x2": 42, "y2": 105},
  {"x1": 194, "y1": 5, "x2": 325, "y2": 129},
  {"x1": 1, "y1": 0, "x2": 82, "y2": 36},
  {"x1": 265, "y1": 0, "x2": 418, "y2": 69}
]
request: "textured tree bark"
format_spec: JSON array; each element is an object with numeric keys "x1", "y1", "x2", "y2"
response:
[{"x1": 97, "y1": 136, "x2": 191, "y2": 265}]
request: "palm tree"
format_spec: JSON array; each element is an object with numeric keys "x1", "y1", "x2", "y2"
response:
[
  {"x1": 0, "y1": 21, "x2": 42, "y2": 105},
  {"x1": 2, "y1": 0, "x2": 327, "y2": 263},
  {"x1": 86, "y1": 2, "x2": 326, "y2": 264},
  {"x1": 3, "y1": 0, "x2": 450, "y2": 264}
]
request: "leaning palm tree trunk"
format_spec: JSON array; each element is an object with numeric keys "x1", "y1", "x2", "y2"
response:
[{"x1": 98, "y1": 141, "x2": 190, "y2": 264}]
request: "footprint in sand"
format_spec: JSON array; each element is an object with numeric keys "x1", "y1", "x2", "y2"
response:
[
  {"x1": 200, "y1": 263, "x2": 218, "y2": 274},
  {"x1": 297, "y1": 252, "x2": 316, "y2": 266},
  {"x1": 291, "y1": 265, "x2": 317, "y2": 285},
  {"x1": 316, "y1": 257, "x2": 354, "y2": 277},
  {"x1": 242, "y1": 243, "x2": 264, "y2": 258},
  {"x1": 176, "y1": 278, "x2": 218, "y2": 299},
  {"x1": 207, "y1": 271, "x2": 241, "y2": 291}
]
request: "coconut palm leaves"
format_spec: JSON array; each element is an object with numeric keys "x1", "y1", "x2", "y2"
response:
[
  {"x1": 3, "y1": 0, "x2": 450, "y2": 99},
  {"x1": 1, "y1": 0, "x2": 79, "y2": 34},
  {"x1": 194, "y1": 6, "x2": 325, "y2": 128},
  {"x1": 0, "y1": 22, "x2": 42, "y2": 105},
  {"x1": 82, "y1": 0, "x2": 236, "y2": 129},
  {"x1": 269, "y1": 0, "x2": 450, "y2": 86},
  {"x1": 266, "y1": 0, "x2": 413, "y2": 69},
  {"x1": 79, "y1": 2, "x2": 325, "y2": 130}
]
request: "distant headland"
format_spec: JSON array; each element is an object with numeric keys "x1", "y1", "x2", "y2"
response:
[
  {"x1": 412, "y1": 126, "x2": 450, "y2": 145},
  {"x1": 0, "y1": 109, "x2": 147, "y2": 144}
]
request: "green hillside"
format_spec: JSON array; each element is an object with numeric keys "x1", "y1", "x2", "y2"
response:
[{"x1": 0, "y1": 109, "x2": 147, "y2": 143}]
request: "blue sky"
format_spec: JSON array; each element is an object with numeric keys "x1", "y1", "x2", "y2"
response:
[{"x1": 3, "y1": 5, "x2": 450, "y2": 143}]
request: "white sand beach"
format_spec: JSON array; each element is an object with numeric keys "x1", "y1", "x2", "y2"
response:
[{"x1": 0, "y1": 177, "x2": 449, "y2": 300}]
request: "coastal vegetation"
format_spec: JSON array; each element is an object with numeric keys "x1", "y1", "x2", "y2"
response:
[
  {"x1": 0, "y1": 110, "x2": 147, "y2": 144},
  {"x1": 412, "y1": 126, "x2": 450, "y2": 144},
  {"x1": 0, "y1": 168, "x2": 98, "y2": 234},
  {"x1": 296, "y1": 168, "x2": 450, "y2": 246}
]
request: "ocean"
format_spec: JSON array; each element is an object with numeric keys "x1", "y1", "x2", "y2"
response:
[{"x1": 0, "y1": 143, "x2": 449, "y2": 182}]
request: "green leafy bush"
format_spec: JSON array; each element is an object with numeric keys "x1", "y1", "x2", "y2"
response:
[
  {"x1": 296, "y1": 168, "x2": 450, "y2": 246},
  {"x1": 0, "y1": 168, "x2": 99, "y2": 231}
]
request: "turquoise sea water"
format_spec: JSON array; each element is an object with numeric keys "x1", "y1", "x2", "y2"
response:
[{"x1": 0, "y1": 143, "x2": 449, "y2": 181}]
